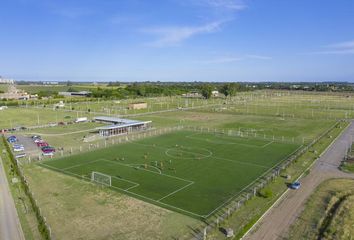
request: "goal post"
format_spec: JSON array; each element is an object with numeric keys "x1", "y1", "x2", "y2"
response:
[{"x1": 91, "y1": 171, "x2": 112, "y2": 187}]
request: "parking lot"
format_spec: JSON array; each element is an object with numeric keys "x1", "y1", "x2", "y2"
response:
[{"x1": 6, "y1": 134, "x2": 42, "y2": 160}]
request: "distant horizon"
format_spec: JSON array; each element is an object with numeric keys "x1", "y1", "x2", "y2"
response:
[
  {"x1": 1, "y1": 0, "x2": 354, "y2": 82},
  {"x1": 8, "y1": 79, "x2": 354, "y2": 84}
]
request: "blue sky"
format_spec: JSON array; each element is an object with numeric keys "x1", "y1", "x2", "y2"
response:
[{"x1": 1, "y1": 0, "x2": 354, "y2": 82}]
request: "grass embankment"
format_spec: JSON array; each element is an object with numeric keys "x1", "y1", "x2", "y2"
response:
[
  {"x1": 0, "y1": 139, "x2": 42, "y2": 239},
  {"x1": 23, "y1": 163, "x2": 200, "y2": 240},
  {"x1": 341, "y1": 143, "x2": 354, "y2": 173},
  {"x1": 287, "y1": 179, "x2": 354, "y2": 239},
  {"x1": 207, "y1": 121, "x2": 348, "y2": 239}
]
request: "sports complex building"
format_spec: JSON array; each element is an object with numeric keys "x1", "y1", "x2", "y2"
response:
[{"x1": 94, "y1": 116, "x2": 152, "y2": 137}]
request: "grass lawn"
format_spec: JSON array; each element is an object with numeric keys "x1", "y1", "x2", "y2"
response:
[
  {"x1": 40, "y1": 130, "x2": 300, "y2": 218},
  {"x1": 0, "y1": 107, "x2": 93, "y2": 129},
  {"x1": 287, "y1": 178, "x2": 354, "y2": 240}
]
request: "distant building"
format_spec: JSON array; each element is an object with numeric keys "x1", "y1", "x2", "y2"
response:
[
  {"x1": 212, "y1": 90, "x2": 219, "y2": 97},
  {"x1": 43, "y1": 81, "x2": 59, "y2": 85},
  {"x1": 128, "y1": 102, "x2": 148, "y2": 110},
  {"x1": 54, "y1": 101, "x2": 65, "y2": 108},
  {"x1": 94, "y1": 116, "x2": 152, "y2": 137},
  {"x1": 0, "y1": 76, "x2": 14, "y2": 84},
  {"x1": 0, "y1": 84, "x2": 31, "y2": 100},
  {"x1": 58, "y1": 91, "x2": 91, "y2": 97},
  {"x1": 182, "y1": 91, "x2": 202, "y2": 98}
]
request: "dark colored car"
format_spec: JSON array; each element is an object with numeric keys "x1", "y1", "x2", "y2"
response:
[{"x1": 41, "y1": 146, "x2": 55, "y2": 153}]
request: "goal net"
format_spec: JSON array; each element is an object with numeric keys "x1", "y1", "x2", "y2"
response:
[{"x1": 91, "y1": 171, "x2": 112, "y2": 187}]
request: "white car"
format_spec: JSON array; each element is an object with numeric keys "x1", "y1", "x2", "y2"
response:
[
  {"x1": 42, "y1": 152, "x2": 54, "y2": 156},
  {"x1": 13, "y1": 146, "x2": 25, "y2": 152},
  {"x1": 15, "y1": 153, "x2": 26, "y2": 158}
]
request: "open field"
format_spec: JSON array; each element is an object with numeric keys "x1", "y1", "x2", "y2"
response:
[
  {"x1": 41, "y1": 96, "x2": 225, "y2": 116},
  {"x1": 24, "y1": 163, "x2": 200, "y2": 240},
  {"x1": 0, "y1": 84, "x2": 9, "y2": 92},
  {"x1": 16, "y1": 84, "x2": 119, "y2": 94},
  {"x1": 341, "y1": 143, "x2": 354, "y2": 173},
  {"x1": 40, "y1": 130, "x2": 300, "y2": 218},
  {"x1": 208, "y1": 120, "x2": 348, "y2": 239},
  {"x1": 4, "y1": 90, "x2": 353, "y2": 239},
  {"x1": 0, "y1": 107, "x2": 94, "y2": 129},
  {"x1": 287, "y1": 178, "x2": 354, "y2": 240},
  {"x1": 197, "y1": 90, "x2": 354, "y2": 119}
]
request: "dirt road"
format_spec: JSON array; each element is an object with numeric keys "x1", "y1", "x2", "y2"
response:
[
  {"x1": 0, "y1": 156, "x2": 25, "y2": 240},
  {"x1": 244, "y1": 122, "x2": 354, "y2": 240}
]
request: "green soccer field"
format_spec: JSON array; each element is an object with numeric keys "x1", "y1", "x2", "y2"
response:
[{"x1": 40, "y1": 130, "x2": 301, "y2": 218}]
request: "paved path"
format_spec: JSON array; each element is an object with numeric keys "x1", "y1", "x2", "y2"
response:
[
  {"x1": 0, "y1": 156, "x2": 25, "y2": 240},
  {"x1": 244, "y1": 122, "x2": 354, "y2": 240}
]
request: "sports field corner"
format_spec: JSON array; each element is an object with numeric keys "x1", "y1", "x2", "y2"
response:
[{"x1": 39, "y1": 129, "x2": 301, "y2": 219}]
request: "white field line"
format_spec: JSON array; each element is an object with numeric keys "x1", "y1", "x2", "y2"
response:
[
  {"x1": 165, "y1": 148, "x2": 212, "y2": 159},
  {"x1": 39, "y1": 130, "x2": 303, "y2": 220},
  {"x1": 186, "y1": 134, "x2": 273, "y2": 149},
  {"x1": 204, "y1": 144, "x2": 304, "y2": 218},
  {"x1": 110, "y1": 175, "x2": 140, "y2": 188},
  {"x1": 101, "y1": 159, "x2": 193, "y2": 184},
  {"x1": 126, "y1": 163, "x2": 162, "y2": 174},
  {"x1": 157, "y1": 181, "x2": 195, "y2": 202},
  {"x1": 240, "y1": 122, "x2": 350, "y2": 239},
  {"x1": 212, "y1": 156, "x2": 269, "y2": 169},
  {"x1": 39, "y1": 161, "x2": 204, "y2": 218},
  {"x1": 261, "y1": 141, "x2": 274, "y2": 148},
  {"x1": 61, "y1": 159, "x2": 102, "y2": 171},
  {"x1": 124, "y1": 183, "x2": 140, "y2": 191},
  {"x1": 131, "y1": 137, "x2": 268, "y2": 169}
]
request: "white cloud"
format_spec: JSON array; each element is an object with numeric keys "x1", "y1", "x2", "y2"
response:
[
  {"x1": 306, "y1": 40, "x2": 354, "y2": 55},
  {"x1": 198, "y1": 56, "x2": 243, "y2": 64},
  {"x1": 245, "y1": 54, "x2": 272, "y2": 60},
  {"x1": 202, "y1": 0, "x2": 247, "y2": 10},
  {"x1": 54, "y1": 7, "x2": 94, "y2": 19},
  {"x1": 142, "y1": 20, "x2": 226, "y2": 47},
  {"x1": 326, "y1": 40, "x2": 354, "y2": 49},
  {"x1": 197, "y1": 54, "x2": 272, "y2": 64}
]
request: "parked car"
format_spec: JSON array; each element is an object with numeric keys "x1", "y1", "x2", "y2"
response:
[
  {"x1": 13, "y1": 144, "x2": 24, "y2": 148},
  {"x1": 34, "y1": 138, "x2": 44, "y2": 143},
  {"x1": 42, "y1": 151, "x2": 54, "y2": 156},
  {"x1": 13, "y1": 146, "x2": 25, "y2": 152},
  {"x1": 37, "y1": 142, "x2": 49, "y2": 147},
  {"x1": 31, "y1": 135, "x2": 41, "y2": 140},
  {"x1": 7, "y1": 136, "x2": 17, "y2": 143},
  {"x1": 289, "y1": 181, "x2": 301, "y2": 190},
  {"x1": 41, "y1": 146, "x2": 55, "y2": 153},
  {"x1": 15, "y1": 153, "x2": 27, "y2": 158}
]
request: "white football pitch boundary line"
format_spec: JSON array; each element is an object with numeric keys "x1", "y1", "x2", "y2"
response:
[
  {"x1": 38, "y1": 133, "x2": 304, "y2": 220},
  {"x1": 157, "y1": 181, "x2": 195, "y2": 202},
  {"x1": 61, "y1": 159, "x2": 102, "y2": 171}
]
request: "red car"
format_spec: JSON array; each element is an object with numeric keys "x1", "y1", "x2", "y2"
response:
[{"x1": 37, "y1": 142, "x2": 49, "y2": 147}]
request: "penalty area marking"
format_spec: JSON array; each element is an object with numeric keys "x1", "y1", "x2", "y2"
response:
[{"x1": 39, "y1": 162, "x2": 204, "y2": 218}]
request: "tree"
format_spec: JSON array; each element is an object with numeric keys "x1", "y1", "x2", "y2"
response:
[
  {"x1": 201, "y1": 84, "x2": 212, "y2": 99},
  {"x1": 220, "y1": 83, "x2": 240, "y2": 98}
]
